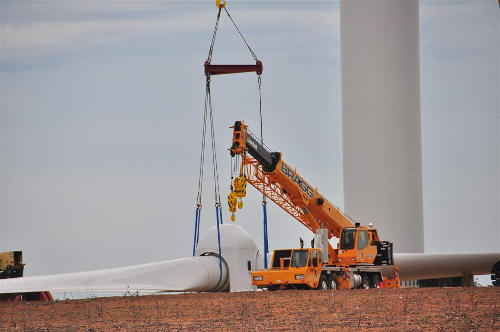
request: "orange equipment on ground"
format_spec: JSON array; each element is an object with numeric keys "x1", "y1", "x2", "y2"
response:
[
  {"x1": 229, "y1": 121, "x2": 400, "y2": 290},
  {"x1": 0, "y1": 251, "x2": 53, "y2": 302}
]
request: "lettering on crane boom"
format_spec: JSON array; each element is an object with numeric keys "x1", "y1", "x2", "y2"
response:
[
  {"x1": 281, "y1": 163, "x2": 314, "y2": 198},
  {"x1": 246, "y1": 135, "x2": 258, "y2": 151}
]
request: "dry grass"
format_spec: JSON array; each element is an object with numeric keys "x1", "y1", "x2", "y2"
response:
[{"x1": 0, "y1": 287, "x2": 498, "y2": 331}]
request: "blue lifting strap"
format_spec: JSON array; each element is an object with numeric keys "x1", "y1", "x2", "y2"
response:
[
  {"x1": 262, "y1": 201, "x2": 269, "y2": 268},
  {"x1": 211, "y1": 204, "x2": 223, "y2": 291},
  {"x1": 192, "y1": 206, "x2": 201, "y2": 256}
]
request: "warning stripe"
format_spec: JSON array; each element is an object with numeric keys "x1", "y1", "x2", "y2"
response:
[{"x1": 344, "y1": 266, "x2": 350, "y2": 280}]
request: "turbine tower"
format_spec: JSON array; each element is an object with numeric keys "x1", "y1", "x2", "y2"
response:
[{"x1": 340, "y1": 0, "x2": 424, "y2": 253}]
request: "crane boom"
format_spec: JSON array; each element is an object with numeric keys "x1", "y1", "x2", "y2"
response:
[
  {"x1": 231, "y1": 121, "x2": 358, "y2": 263},
  {"x1": 229, "y1": 120, "x2": 398, "y2": 290}
]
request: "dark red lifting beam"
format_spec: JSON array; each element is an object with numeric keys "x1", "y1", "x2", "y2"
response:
[{"x1": 205, "y1": 60, "x2": 263, "y2": 76}]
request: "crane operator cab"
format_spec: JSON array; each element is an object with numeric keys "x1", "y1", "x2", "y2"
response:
[
  {"x1": 338, "y1": 224, "x2": 394, "y2": 266},
  {"x1": 251, "y1": 227, "x2": 396, "y2": 290}
]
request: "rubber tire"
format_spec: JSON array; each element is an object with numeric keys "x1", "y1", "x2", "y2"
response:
[
  {"x1": 328, "y1": 274, "x2": 338, "y2": 290},
  {"x1": 318, "y1": 274, "x2": 328, "y2": 290},
  {"x1": 371, "y1": 274, "x2": 381, "y2": 288},
  {"x1": 360, "y1": 274, "x2": 370, "y2": 289}
]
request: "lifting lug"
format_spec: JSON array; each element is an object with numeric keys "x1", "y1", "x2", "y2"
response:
[{"x1": 215, "y1": 0, "x2": 226, "y2": 8}]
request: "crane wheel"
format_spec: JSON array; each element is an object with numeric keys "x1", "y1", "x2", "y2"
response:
[
  {"x1": 371, "y1": 274, "x2": 381, "y2": 288},
  {"x1": 360, "y1": 274, "x2": 370, "y2": 289},
  {"x1": 328, "y1": 274, "x2": 338, "y2": 290},
  {"x1": 317, "y1": 274, "x2": 328, "y2": 290},
  {"x1": 492, "y1": 260, "x2": 500, "y2": 287}
]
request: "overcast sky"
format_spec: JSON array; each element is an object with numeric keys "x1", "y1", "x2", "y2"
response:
[{"x1": 0, "y1": 1, "x2": 498, "y2": 279}]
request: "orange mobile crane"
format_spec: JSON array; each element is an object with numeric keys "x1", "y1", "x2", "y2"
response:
[{"x1": 229, "y1": 121, "x2": 400, "y2": 290}]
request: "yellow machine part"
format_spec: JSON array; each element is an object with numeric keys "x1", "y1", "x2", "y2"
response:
[
  {"x1": 215, "y1": 0, "x2": 226, "y2": 8},
  {"x1": 233, "y1": 176, "x2": 247, "y2": 198},
  {"x1": 0, "y1": 251, "x2": 22, "y2": 270},
  {"x1": 383, "y1": 266, "x2": 401, "y2": 288},
  {"x1": 228, "y1": 191, "x2": 237, "y2": 221},
  {"x1": 228, "y1": 192, "x2": 237, "y2": 213},
  {"x1": 234, "y1": 176, "x2": 246, "y2": 211},
  {"x1": 0, "y1": 251, "x2": 24, "y2": 279}
]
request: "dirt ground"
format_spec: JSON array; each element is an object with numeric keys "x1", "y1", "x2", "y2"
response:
[{"x1": 1, "y1": 287, "x2": 498, "y2": 331}]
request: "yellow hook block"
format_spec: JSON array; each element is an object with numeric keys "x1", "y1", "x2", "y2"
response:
[
  {"x1": 233, "y1": 176, "x2": 247, "y2": 198},
  {"x1": 216, "y1": 0, "x2": 226, "y2": 8},
  {"x1": 228, "y1": 191, "x2": 237, "y2": 213}
]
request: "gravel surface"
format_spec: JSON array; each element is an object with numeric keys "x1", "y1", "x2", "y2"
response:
[{"x1": 1, "y1": 287, "x2": 499, "y2": 331}]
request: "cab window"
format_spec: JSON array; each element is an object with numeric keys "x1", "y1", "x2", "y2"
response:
[
  {"x1": 272, "y1": 250, "x2": 291, "y2": 268},
  {"x1": 291, "y1": 250, "x2": 308, "y2": 268},
  {"x1": 310, "y1": 251, "x2": 318, "y2": 267},
  {"x1": 340, "y1": 228, "x2": 356, "y2": 250},
  {"x1": 357, "y1": 230, "x2": 368, "y2": 250}
]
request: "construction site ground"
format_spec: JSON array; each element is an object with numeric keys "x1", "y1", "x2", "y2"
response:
[{"x1": 1, "y1": 287, "x2": 498, "y2": 331}]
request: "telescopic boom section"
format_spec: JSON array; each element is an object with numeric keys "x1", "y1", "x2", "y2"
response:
[{"x1": 230, "y1": 121, "x2": 354, "y2": 262}]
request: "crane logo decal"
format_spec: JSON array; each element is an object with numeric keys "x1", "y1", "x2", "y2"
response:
[
  {"x1": 246, "y1": 135, "x2": 258, "y2": 151},
  {"x1": 281, "y1": 163, "x2": 314, "y2": 198}
]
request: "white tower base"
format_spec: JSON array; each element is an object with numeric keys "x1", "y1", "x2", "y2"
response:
[{"x1": 340, "y1": 0, "x2": 424, "y2": 253}]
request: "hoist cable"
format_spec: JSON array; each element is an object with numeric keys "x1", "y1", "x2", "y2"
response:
[
  {"x1": 258, "y1": 76, "x2": 264, "y2": 145},
  {"x1": 207, "y1": 79, "x2": 222, "y2": 206},
  {"x1": 196, "y1": 88, "x2": 209, "y2": 206},
  {"x1": 207, "y1": 75, "x2": 224, "y2": 289},
  {"x1": 223, "y1": 7, "x2": 258, "y2": 61},
  {"x1": 218, "y1": 202, "x2": 224, "y2": 225},
  {"x1": 204, "y1": 6, "x2": 225, "y2": 292},
  {"x1": 230, "y1": 156, "x2": 234, "y2": 180},
  {"x1": 257, "y1": 76, "x2": 266, "y2": 203},
  {"x1": 192, "y1": 74, "x2": 211, "y2": 256},
  {"x1": 207, "y1": 7, "x2": 222, "y2": 63},
  {"x1": 195, "y1": 2, "x2": 260, "y2": 278},
  {"x1": 258, "y1": 75, "x2": 269, "y2": 268},
  {"x1": 258, "y1": 75, "x2": 266, "y2": 199}
]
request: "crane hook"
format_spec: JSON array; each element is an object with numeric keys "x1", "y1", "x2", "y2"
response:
[{"x1": 215, "y1": 0, "x2": 226, "y2": 8}]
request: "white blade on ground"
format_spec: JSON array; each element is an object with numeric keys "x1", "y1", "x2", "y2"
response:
[{"x1": 0, "y1": 256, "x2": 227, "y2": 294}]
